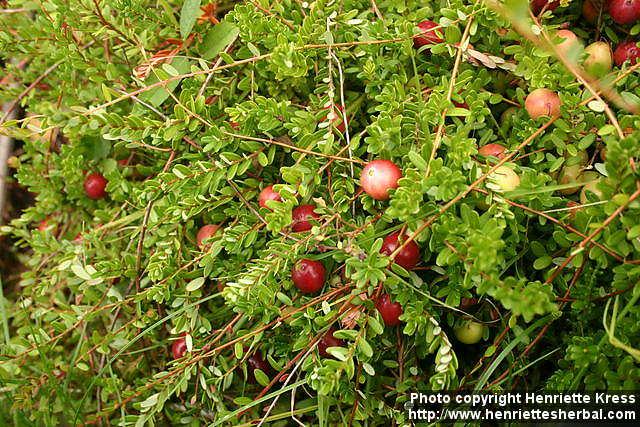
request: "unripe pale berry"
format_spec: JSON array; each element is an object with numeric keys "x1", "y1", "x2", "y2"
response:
[
  {"x1": 258, "y1": 185, "x2": 282, "y2": 209},
  {"x1": 580, "y1": 173, "x2": 604, "y2": 204},
  {"x1": 554, "y1": 30, "x2": 582, "y2": 59},
  {"x1": 489, "y1": 166, "x2": 520, "y2": 192},
  {"x1": 454, "y1": 321, "x2": 485, "y2": 344},
  {"x1": 558, "y1": 164, "x2": 583, "y2": 195},
  {"x1": 360, "y1": 160, "x2": 402, "y2": 201},
  {"x1": 583, "y1": 41, "x2": 613, "y2": 78},
  {"x1": 478, "y1": 143, "x2": 507, "y2": 159},
  {"x1": 500, "y1": 107, "x2": 518, "y2": 126},
  {"x1": 197, "y1": 224, "x2": 220, "y2": 248},
  {"x1": 566, "y1": 150, "x2": 589, "y2": 166},
  {"x1": 525, "y1": 88, "x2": 561, "y2": 119}
]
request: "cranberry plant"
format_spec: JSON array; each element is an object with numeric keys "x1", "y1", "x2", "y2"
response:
[{"x1": 1, "y1": 0, "x2": 639, "y2": 424}]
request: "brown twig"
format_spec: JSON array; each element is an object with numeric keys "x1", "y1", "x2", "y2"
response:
[
  {"x1": 544, "y1": 186, "x2": 640, "y2": 286},
  {"x1": 473, "y1": 188, "x2": 629, "y2": 263}
]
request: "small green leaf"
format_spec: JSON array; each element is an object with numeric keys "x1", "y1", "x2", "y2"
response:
[
  {"x1": 76, "y1": 362, "x2": 90, "y2": 372},
  {"x1": 533, "y1": 256, "x2": 552, "y2": 270},
  {"x1": 362, "y1": 362, "x2": 375, "y2": 376},
  {"x1": 598, "y1": 125, "x2": 616, "y2": 136},
  {"x1": 357, "y1": 339, "x2": 373, "y2": 359},
  {"x1": 71, "y1": 264, "x2": 92, "y2": 281},
  {"x1": 448, "y1": 107, "x2": 470, "y2": 116},
  {"x1": 234, "y1": 342, "x2": 243, "y2": 359},
  {"x1": 257, "y1": 152, "x2": 269, "y2": 167},
  {"x1": 627, "y1": 225, "x2": 640, "y2": 240},
  {"x1": 162, "y1": 63, "x2": 179, "y2": 77},
  {"x1": 408, "y1": 150, "x2": 427, "y2": 171},
  {"x1": 445, "y1": 25, "x2": 462, "y2": 44},
  {"x1": 186, "y1": 277, "x2": 205, "y2": 292},
  {"x1": 587, "y1": 100, "x2": 605, "y2": 112},
  {"x1": 327, "y1": 347, "x2": 349, "y2": 361},
  {"x1": 484, "y1": 345, "x2": 496, "y2": 357},
  {"x1": 367, "y1": 317, "x2": 384, "y2": 335},
  {"x1": 247, "y1": 42, "x2": 261, "y2": 56},
  {"x1": 140, "y1": 393, "x2": 159, "y2": 409},
  {"x1": 179, "y1": 0, "x2": 202, "y2": 39},
  {"x1": 334, "y1": 329, "x2": 358, "y2": 340},
  {"x1": 140, "y1": 57, "x2": 191, "y2": 107},
  {"x1": 253, "y1": 369, "x2": 270, "y2": 387},
  {"x1": 101, "y1": 83, "x2": 112, "y2": 102},
  {"x1": 276, "y1": 292, "x2": 292, "y2": 305},
  {"x1": 202, "y1": 21, "x2": 239, "y2": 59}
]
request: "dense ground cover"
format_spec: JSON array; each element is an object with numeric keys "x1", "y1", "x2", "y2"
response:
[{"x1": 0, "y1": 0, "x2": 639, "y2": 425}]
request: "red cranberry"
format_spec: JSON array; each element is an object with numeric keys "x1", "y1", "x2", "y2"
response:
[
  {"x1": 171, "y1": 337, "x2": 187, "y2": 359},
  {"x1": 380, "y1": 231, "x2": 420, "y2": 270},
  {"x1": 414, "y1": 20, "x2": 444, "y2": 48},
  {"x1": 317, "y1": 328, "x2": 344, "y2": 358},
  {"x1": 478, "y1": 143, "x2": 507, "y2": 159},
  {"x1": 453, "y1": 99, "x2": 469, "y2": 109},
  {"x1": 258, "y1": 185, "x2": 282, "y2": 209},
  {"x1": 291, "y1": 259, "x2": 326, "y2": 294},
  {"x1": 197, "y1": 224, "x2": 220, "y2": 248},
  {"x1": 360, "y1": 160, "x2": 402, "y2": 201},
  {"x1": 614, "y1": 40, "x2": 640, "y2": 66},
  {"x1": 582, "y1": 0, "x2": 600, "y2": 23},
  {"x1": 37, "y1": 218, "x2": 52, "y2": 232},
  {"x1": 609, "y1": 0, "x2": 640, "y2": 25},
  {"x1": 84, "y1": 172, "x2": 108, "y2": 200},
  {"x1": 37, "y1": 217, "x2": 60, "y2": 236},
  {"x1": 375, "y1": 294, "x2": 403, "y2": 327},
  {"x1": 292, "y1": 204, "x2": 320, "y2": 232},
  {"x1": 531, "y1": 0, "x2": 560, "y2": 14}
]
